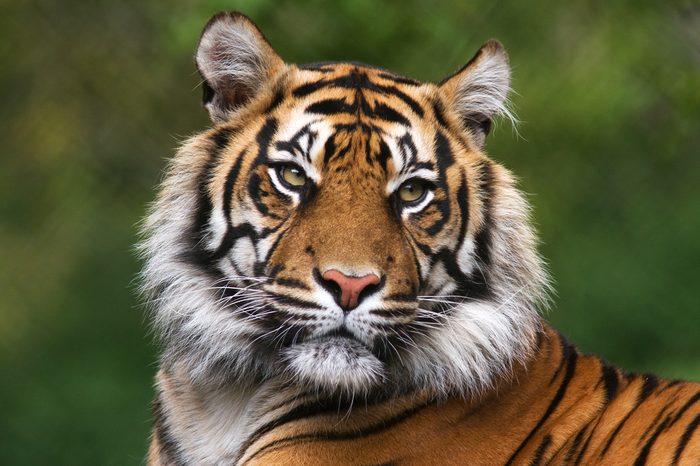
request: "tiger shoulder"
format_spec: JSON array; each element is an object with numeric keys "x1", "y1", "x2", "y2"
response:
[{"x1": 140, "y1": 11, "x2": 700, "y2": 465}]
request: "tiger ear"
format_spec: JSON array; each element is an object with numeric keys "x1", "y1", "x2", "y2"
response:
[
  {"x1": 196, "y1": 12, "x2": 285, "y2": 123},
  {"x1": 438, "y1": 40, "x2": 513, "y2": 148}
]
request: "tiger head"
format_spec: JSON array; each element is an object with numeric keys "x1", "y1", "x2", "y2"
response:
[{"x1": 141, "y1": 12, "x2": 549, "y2": 398}]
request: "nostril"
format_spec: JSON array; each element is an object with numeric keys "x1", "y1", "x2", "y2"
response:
[
  {"x1": 313, "y1": 268, "x2": 341, "y2": 302},
  {"x1": 326, "y1": 279, "x2": 342, "y2": 302},
  {"x1": 319, "y1": 269, "x2": 383, "y2": 311},
  {"x1": 357, "y1": 278, "x2": 383, "y2": 305}
]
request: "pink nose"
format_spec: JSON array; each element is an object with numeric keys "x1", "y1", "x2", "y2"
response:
[{"x1": 322, "y1": 270, "x2": 381, "y2": 311}]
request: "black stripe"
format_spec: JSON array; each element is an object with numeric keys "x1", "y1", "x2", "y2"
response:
[
  {"x1": 306, "y1": 98, "x2": 355, "y2": 115},
  {"x1": 256, "y1": 118, "x2": 280, "y2": 157},
  {"x1": 369, "y1": 307, "x2": 416, "y2": 318},
  {"x1": 264, "y1": 390, "x2": 319, "y2": 414},
  {"x1": 549, "y1": 347, "x2": 568, "y2": 387},
  {"x1": 261, "y1": 224, "x2": 292, "y2": 267},
  {"x1": 212, "y1": 126, "x2": 236, "y2": 153},
  {"x1": 529, "y1": 434, "x2": 552, "y2": 466},
  {"x1": 151, "y1": 394, "x2": 186, "y2": 466},
  {"x1": 601, "y1": 362, "x2": 620, "y2": 402},
  {"x1": 265, "y1": 86, "x2": 285, "y2": 113},
  {"x1": 293, "y1": 79, "x2": 331, "y2": 97},
  {"x1": 572, "y1": 418, "x2": 602, "y2": 465},
  {"x1": 673, "y1": 412, "x2": 700, "y2": 464},
  {"x1": 447, "y1": 159, "x2": 492, "y2": 300},
  {"x1": 292, "y1": 72, "x2": 424, "y2": 116},
  {"x1": 248, "y1": 172, "x2": 284, "y2": 219},
  {"x1": 222, "y1": 150, "x2": 247, "y2": 223},
  {"x1": 208, "y1": 151, "x2": 251, "y2": 261},
  {"x1": 669, "y1": 391, "x2": 700, "y2": 428},
  {"x1": 600, "y1": 374, "x2": 661, "y2": 457},
  {"x1": 434, "y1": 130, "x2": 455, "y2": 168},
  {"x1": 374, "y1": 82, "x2": 425, "y2": 117},
  {"x1": 405, "y1": 238, "x2": 426, "y2": 289},
  {"x1": 473, "y1": 159, "x2": 494, "y2": 270},
  {"x1": 247, "y1": 118, "x2": 281, "y2": 219},
  {"x1": 416, "y1": 131, "x2": 453, "y2": 237},
  {"x1": 377, "y1": 138, "x2": 392, "y2": 172},
  {"x1": 505, "y1": 336, "x2": 578, "y2": 466},
  {"x1": 334, "y1": 121, "x2": 384, "y2": 135},
  {"x1": 634, "y1": 416, "x2": 672, "y2": 466},
  {"x1": 639, "y1": 374, "x2": 660, "y2": 402},
  {"x1": 275, "y1": 278, "x2": 311, "y2": 290},
  {"x1": 271, "y1": 294, "x2": 325, "y2": 310},
  {"x1": 274, "y1": 124, "x2": 314, "y2": 160},
  {"x1": 186, "y1": 126, "x2": 237, "y2": 273},
  {"x1": 452, "y1": 171, "x2": 470, "y2": 257},
  {"x1": 665, "y1": 379, "x2": 683, "y2": 389},
  {"x1": 213, "y1": 223, "x2": 257, "y2": 264},
  {"x1": 212, "y1": 118, "x2": 279, "y2": 265},
  {"x1": 640, "y1": 402, "x2": 675, "y2": 445},
  {"x1": 322, "y1": 135, "x2": 338, "y2": 165},
  {"x1": 238, "y1": 397, "x2": 357, "y2": 459},
  {"x1": 432, "y1": 99, "x2": 449, "y2": 128},
  {"x1": 297, "y1": 62, "x2": 335, "y2": 72},
  {"x1": 243, "y1": 401, "x2": 433, "y2": 464},
  {"x1": 431, "y1": 248, "x2": 478, "y2": 304},
  {"x1": 413, "y1": 161, "x2": 435, "y2": 171},
  {"x1": 564, "y1": 426, "x2": 588, "y2": 463},
  {"x1": 226, "y1": 118, "x2": 276, "y2": 219},
  {"x1": 397, "y1": 133, "x2": 418, "y2": 170},
  {"x1": 385, "y1": 293, "x2": 417, "y2": 302},
  {"x1": 377, "y1": 72, "x2": 420, "y2": 86},
  {"x1": 372, "y1": 102, "x2": 411, "y2": 126}
]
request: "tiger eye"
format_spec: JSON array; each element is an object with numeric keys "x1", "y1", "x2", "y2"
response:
[
  {"x1": 398, "y1": 180, "x2": 426, "y2": 203},
  {"x1": 280, "y1": 165, "x2": 307, "y2": 187}
]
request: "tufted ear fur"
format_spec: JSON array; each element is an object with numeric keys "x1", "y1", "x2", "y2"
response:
[
  {"x1": 196, "y1": 12, "x2": 285, "y2": 123},
  {"x1": 439, "y1": 40, "x2": 513, "y2": 148}
]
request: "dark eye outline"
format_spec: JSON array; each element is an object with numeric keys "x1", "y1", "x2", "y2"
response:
[
  {"x1": 273, "y1": 163, "x2": 308, "y2": 191},
  {"x1": 394, "y1": 178, "x2": 433, "y2": 208}
]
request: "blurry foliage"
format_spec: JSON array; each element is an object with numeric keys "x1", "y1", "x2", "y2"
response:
[{"x1": 0, "y1": 0, "x2": 698, "y2": 464}]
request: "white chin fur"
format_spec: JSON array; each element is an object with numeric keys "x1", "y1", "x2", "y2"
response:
[{"x1": 282, "y1": 338, "x2": 385, "y2": 394}]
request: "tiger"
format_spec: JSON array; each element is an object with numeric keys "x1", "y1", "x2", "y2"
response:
[{"x1": 139, "y1": 11, "x2": 700, "y2": 465}]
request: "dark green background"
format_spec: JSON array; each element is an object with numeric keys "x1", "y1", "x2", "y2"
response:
[{"x1": 1, "y1": 0, "x2": 698, "y2": 463}]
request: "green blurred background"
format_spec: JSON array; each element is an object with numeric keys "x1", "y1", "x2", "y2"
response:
[{"x1": 1, "y1": 0, "x2": 698, "y2": 463}]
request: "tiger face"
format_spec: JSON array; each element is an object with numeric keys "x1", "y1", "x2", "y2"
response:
[{"x1": 141, "y1": 12, "x2": 548, "y2": 398}]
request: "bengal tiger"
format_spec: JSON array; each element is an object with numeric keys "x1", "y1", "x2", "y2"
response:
[{"x1": 140, "y1": 11, "x2": 700, "y2": 465}]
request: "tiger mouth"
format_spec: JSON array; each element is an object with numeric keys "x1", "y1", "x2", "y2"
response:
[
  {"x1": 303, "y1": 326, "x2": 385, "y2": 359},
  {"x1": 309, "y1": 327, "x2": 368, "y2": 347}
]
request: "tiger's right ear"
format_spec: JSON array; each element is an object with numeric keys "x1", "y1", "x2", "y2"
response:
[{"x1": 196, "y1": 12, "x2": 285, "y2": 123}]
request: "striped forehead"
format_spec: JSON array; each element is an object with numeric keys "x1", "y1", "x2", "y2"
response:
[{"x1": 272, "y1": 65, "x2": 437, "y2": 178}]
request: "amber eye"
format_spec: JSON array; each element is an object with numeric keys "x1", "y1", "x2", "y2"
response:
[
  {"x1": 277, "y1": 164, "x2": 307, "y2": 189},
  {"x1": 397, "y1": 179, "x2": 427, "y2": 204}
]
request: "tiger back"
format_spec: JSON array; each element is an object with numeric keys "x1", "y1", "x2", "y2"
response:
[{"x1": 141, "y1": 12, "x2": 700, "y2": 465}]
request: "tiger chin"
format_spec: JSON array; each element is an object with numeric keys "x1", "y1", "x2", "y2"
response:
[{"x1": 140, "y1": 11, "x2": 700, "y2": 466}]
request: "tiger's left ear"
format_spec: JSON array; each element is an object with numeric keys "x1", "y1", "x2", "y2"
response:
[
  {"x1": 196, "y1": 12, "x2": 285, "y2": 123},
  {"x1": 438, "y1": 40, "x2": 513, "y2": 148}
]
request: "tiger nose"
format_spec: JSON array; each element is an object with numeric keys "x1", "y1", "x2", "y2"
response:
[{"x1": 321, "y1": 270, "x2": 381, "y2": 311}]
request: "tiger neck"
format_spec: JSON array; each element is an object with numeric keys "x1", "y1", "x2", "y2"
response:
[
  {"x1": 233, "y1": 323, "x2": 610, "y2": 465},
  {"x1": 153, "y1": 323, "x2": 607, "y2": 465}
]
